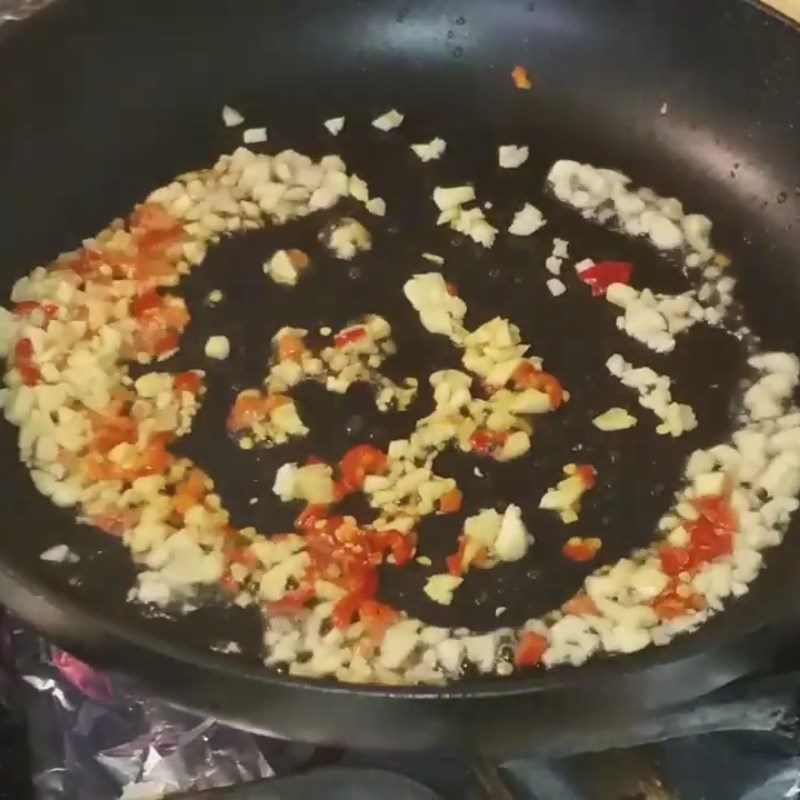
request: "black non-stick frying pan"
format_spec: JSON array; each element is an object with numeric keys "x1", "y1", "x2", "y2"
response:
[{"x1": 0, "y1": 0, "x2": 798, "y2": 756}]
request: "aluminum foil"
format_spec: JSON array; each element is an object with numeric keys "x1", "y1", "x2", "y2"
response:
[
  {"x1": 0, "y1": 0, "x2": 50, "y2": 22},
  {"x1": 6, "y1": 610, "x2": 800, "y2": 800},
  {"x1": 1, "y1": 618, "x2": 272, "y2": 799}
]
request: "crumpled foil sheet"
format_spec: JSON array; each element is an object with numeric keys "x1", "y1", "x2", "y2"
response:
[
  {"x1": 1, "y1": 618, "x2": 273, "y2": 799},
  {"x1": 0, "y1": 0, "x2": 51, "y2": 21}
]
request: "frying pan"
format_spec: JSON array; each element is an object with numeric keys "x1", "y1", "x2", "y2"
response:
[{"x1": 0, "y1": 0, "x2": 798, "y2": 757}]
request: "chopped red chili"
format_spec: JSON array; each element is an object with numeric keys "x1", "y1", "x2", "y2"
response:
[
  {"x1": 339, "y1": 444, "x2": 388, "y2": 491},
  {"x1": 333, "y1": 327, "x2": 367, "y2": 348},
  {"x1": 579, "y1": 261, "x2": 633, "y2": 296},
  {"x1": 173, "y1": 371, "x2": 201, "y2": 394},
  {"x1": 470, "y1": 429, "x2": 508, "y2": 456},
  {"x1": 14, "y1": 338, "x2": 40, "y2": 386},
  {"x1": 562, "y1": 537, "x2": 602, "y2": 562},
  {"x1": 514, "y1": 632, "x2": 548, "y2": 667}
]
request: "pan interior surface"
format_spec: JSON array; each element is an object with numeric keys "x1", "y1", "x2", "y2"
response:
[{"x1": 0, "y1": 0, "x2": 798, "y2": 750}]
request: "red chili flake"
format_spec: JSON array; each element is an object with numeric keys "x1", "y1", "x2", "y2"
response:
[
  {"x1": 18, "y1": 364, "x2": 41, "y2": 386},
  {"x1": 438, "y1": 488, "x2": 463, "y2": 514},
  {"x1": 370, "y1": 529, "x2": 418, "y2": 567},
  {"x1": 276, "y1": 332, "x2": 307, "y2": 362},
  {"x1": 574, "y1": 464, "x2": 597, "y2": 489},
  {"x1": 659, "y1": 545, "x2": 692, "y2": 576},
  {"x1": 686, "y1": 516, "x2": 733, "y2": 565},
  {"x1": 659, "y1": 494, "x2": 737, "y2": 576},
  {"x1": 339, "y1": 444, "x2": 388, "y2": 491},
  {"x1": 332, "y1": 479, "x2": 349, "y2": 503},
  {"x1": 130, "y1": 290, "x2": 163, "y2": 317},
  {"x1": 13, "y1": 301, "x2": 58, "y2": 318},
  {"x1": 331, "y1": 592, "x2": 364, "y2": 630},
  {"x1": 562, "y1": 595, "x2": 599, "y2": 617},
  {"x1": 511, "y1": 65, "x2": 532, "y2": 90},
  {"x1": 446, "y1": 536, "x2": 469, "y2": 576},
  {"x1": 224, "y1": 545, "x2": 259, "y2": 570},
  {"x1": 173, "y1": 371, "x2": 201, "y2": 394},
  {"x1": 267, "y1": 586, "x2": 315, "y2": 615},
  {"x1": 652, "y1": 595, "x2": 689, "y2": 621},
  {"x1": 295, "y1": 504, "x2": 329, "y2": 533},
  {"x1": 130, "y1": 202, "x2": 180, "y2": 232},
  {"x1": 14, "y1": 338, "x2": 40, "y2": 386},
  {"x1": 153, "y1": 332, "x2": 179, "y2": 355},
  {"x1": 511, "y1": 362, "x2": 565, "y2": 409},
  {"x1": 359, "y1": 600, "x2": 399, "y2": 642},
  {"x1": 562, "y1": 536, "x2": 602, "y2": 562},
  {"x1": 70, "y1": 248, "x2": 105, "y2": 277},
  {"x1": 469, "y1": 429, "x2": 508, "y2": 456},
  {"x1": 579, "y1": 261, "x2": 633, "y2": 296},
  {"x1": 14, "y1": 338, "x2": 34, "y2": 361},
  {"x1": 514, "y1": 632, "x2": 548, "y2": 667},
  {"x1": 650, "y1": 580, "x2": 706, "y2": 621},
  {"x1": 446, "y1": 535, "x2": 489, "y2": 576},
  {"x1": 693, "y1": 494, "x2": 738, "y2": 532},
  {"x1": 287, "y1": 249, "x2": 310, "y2": 269},
  {"x1": 333, "y1": 327, "x2": 367, "y2": 348}
]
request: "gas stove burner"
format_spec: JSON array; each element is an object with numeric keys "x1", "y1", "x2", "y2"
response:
[{"x1": 5, "y1": 619, "x2": 800, "y2": 799}]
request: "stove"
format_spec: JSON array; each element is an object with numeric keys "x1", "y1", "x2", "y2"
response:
[{"x1": 2, "y1": 618, "x2": 800, "y2": 800}]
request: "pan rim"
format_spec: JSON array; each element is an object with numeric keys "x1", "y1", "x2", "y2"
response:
[
  {"x1": 0, "y1": 0, "x2": 797, "y2": 713},
  {"x1": 0, "y1": 547, "x2": 774, "y2": 700},
  {"x1": 749, "y1": 0, "x2": 800, "y2": 30}
]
